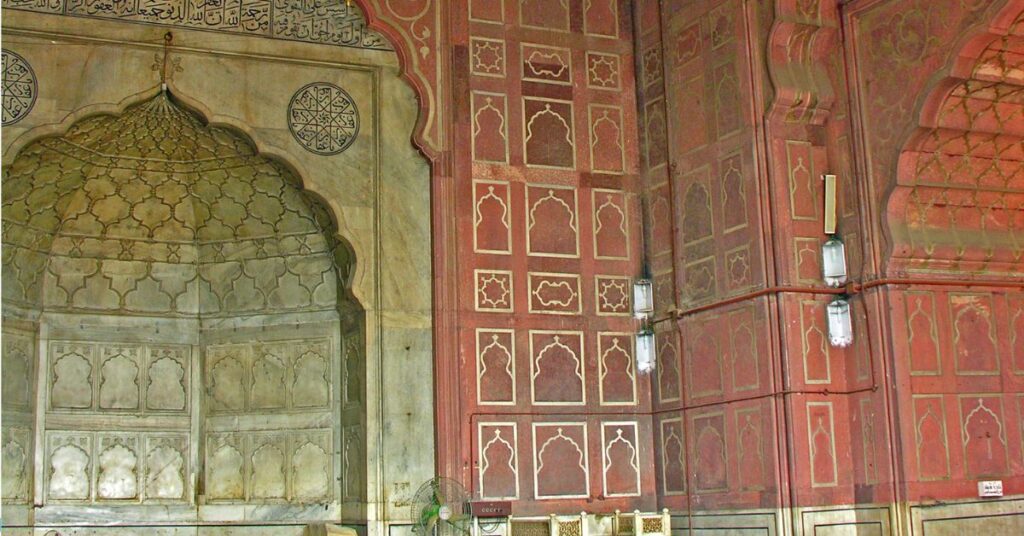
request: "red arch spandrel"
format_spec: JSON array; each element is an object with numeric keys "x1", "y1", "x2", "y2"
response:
[{"x1": 350, "y1": 0, "x2": 445, "y2": 160}]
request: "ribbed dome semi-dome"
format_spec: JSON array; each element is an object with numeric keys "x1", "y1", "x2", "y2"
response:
[{"x1": 2, "y1": 93, "x2": 345, "y2": 317}]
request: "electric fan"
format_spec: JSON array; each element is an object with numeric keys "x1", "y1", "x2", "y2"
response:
[{"x1": 411, "y1": 477, "x2": 472, "y2": 536}]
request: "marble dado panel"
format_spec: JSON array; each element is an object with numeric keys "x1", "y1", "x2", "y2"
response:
[
  {"x1": 2, "y1": 425, "x2": 34, "y2": 502},
  {"x1": 3, "y1": 328, "x2": 37, "y2": 413},
  {"x1": 45, "y1": 430, "x2": 190, "y2": 503},
  {"x1": 37, "y1": 335, "x2": 344, "y2": 507},
  {"x1": 2, "y1": 326, "x2": 37, "y2": 505},
  {"x1": 48, "y1": 342, "x2": 190, "y2": 413},
  {"x1": 204, "y1": 339, "x2": 331, "y2": 414},
  {"x1": 199, "y1": 335, "x2": 342, "y2": 505},
  {"x1": 5, "y1": 528, "x2": 314, "y2": 535},
  {"x1": 205, "y1": 429, "x2": 333, "y2": 502},
  {"x1": 1, "y1": 0, "x2": 392, "y2": 51}
]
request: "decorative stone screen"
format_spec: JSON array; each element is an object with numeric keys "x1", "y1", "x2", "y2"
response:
[{"x1": 1, "y1": 92, "x2": 363, "y2": 521}]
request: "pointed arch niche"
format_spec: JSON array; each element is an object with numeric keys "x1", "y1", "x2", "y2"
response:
[
  {"x1": 1, "y1": 10, "x2": 433, "y2": 532},
  {"x1": 886, "y1": 3, "x2": 1024, "y2": 276}
]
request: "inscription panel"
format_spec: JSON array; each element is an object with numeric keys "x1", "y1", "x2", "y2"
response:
[{"x1": 3, "y1": 0, "x2": 392, "y2": 50}]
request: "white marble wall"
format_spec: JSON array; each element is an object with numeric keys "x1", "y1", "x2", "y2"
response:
[{"x1": 1, "y1": 6, "x2": 434, "y2": 534}]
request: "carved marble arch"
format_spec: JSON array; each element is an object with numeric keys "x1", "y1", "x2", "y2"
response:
[
  {"x1": 886, "y1": 2, "x2": 1024, "y2": 276},
  {"x1": 2, "y1": 90, "x2": 362, "y2": 317},
  {"x1": 1, "y1": 90, "x2": 366, "y2": 512}
]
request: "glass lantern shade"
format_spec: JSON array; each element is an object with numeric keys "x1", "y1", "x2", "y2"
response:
[
  {"x1": 636, "y1": 330, "x2": 656, "y2": 373},
  {"x1": 821, "y1": 237, "x2": 848, "y2": 288},
  {"x1": 826, "y1": 298, "x2": 854, "y2": 348},
  {"x1": 633, "y1": 279, "x2": 654, "y2": 318}
]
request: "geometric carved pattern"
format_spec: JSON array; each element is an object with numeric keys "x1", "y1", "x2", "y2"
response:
[
  {"x1": 200, "y1": 334, "x2": 338, "y2": 506},
  {"x1": 587, "y1": 52, "x2": 621, "y2": 90},
  {"x1": 476, "y1": 269, "x2": 515, "y2": 312},
  {"x1": 529, "y1": 272, "x2": 581, "y2": 315},
  {"x1": 5, "y1": 89, "x2": 355, "y2": 516},
  {"x1": 522, "y1": 44, "x2": 572, "y2": 85},
  {"x1": 887, "y1": 27, "x2": 1024, "y2": 274},
  {"x1": 595, "y1": 275, "x2": 630, "y2": 316},
  {"x1": 287, "y1": 82, "x2": 360, "y2": 156},
  {"x1": 1, "y1": 49, "x2": 36, "y2": 125},
  {"x1": 2, "y1": 94, "x2": 343, "y2": 317},
  {"x1": 471, "y1": 37, "x2": 506, "y2": 78},
  {"x1": 641, "y1": 45, "x2": 663, "y2": 90},
  {"x1": 462, "y1": 0, "x2": 646, "y2": 514}
]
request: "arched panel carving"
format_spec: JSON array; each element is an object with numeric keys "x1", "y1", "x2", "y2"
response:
[{"x1": 4, "y1": 90, "x2": 365, "y2": 518}]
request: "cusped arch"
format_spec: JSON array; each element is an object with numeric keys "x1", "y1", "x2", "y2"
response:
[
  {"x1": 1, "y1": 89, "x2": 363, "y2": 316},
  {"x1": 886, "y1": 2, "x2": 1024, "y2": 276}
]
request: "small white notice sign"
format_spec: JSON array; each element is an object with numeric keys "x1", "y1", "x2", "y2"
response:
[{"x1": 978, "y1": 480, "x2": 1003, "y2": 498}]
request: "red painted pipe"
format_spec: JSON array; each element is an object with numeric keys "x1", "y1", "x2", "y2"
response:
[{"x1": 655, "y1": 276, "x2": 1024, "y2": 322}]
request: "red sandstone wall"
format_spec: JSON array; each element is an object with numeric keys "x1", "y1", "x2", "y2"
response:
[
  {"x1": 847, "y1": 0, "x2": 1024, "y2": 506},
  {"x1": 451, "y1": 0, "x2": 650, "y2": 515},
  {"x1": 636, "y1": 0, "x2": 1024, "y2": 528},
  {"x1": 635, "y1": 0, "x2": 887, "y2": 518},
  {"x1": 358, "y1": 0, "x2": 1024, "y2": 528}
]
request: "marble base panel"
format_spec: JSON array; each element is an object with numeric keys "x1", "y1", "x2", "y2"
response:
[{"x1": 1, "y1": 525, "x2": 363, "y2": 536}]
